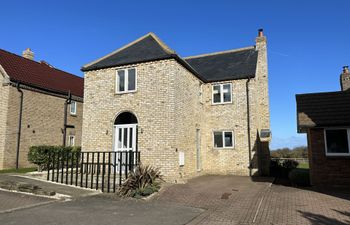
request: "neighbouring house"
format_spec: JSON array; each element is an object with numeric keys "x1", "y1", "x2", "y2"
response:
[
  {"x1": 0, "y1": 48, "x2": 84, "y2": 169},
  {"x1": 296, "y1": 66, "x2": 350, "y2": 186},
  {"x1": 81, "y1": 29, "x2": 271, "y2": 182}
]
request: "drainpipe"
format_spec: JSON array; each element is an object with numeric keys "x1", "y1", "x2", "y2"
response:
[
  {"x1": 63, "y1": 91, "x2": 71, "y2": 147},
  {"x1": 16, "y1": 83, "x2": 24, "y2": 170},
  {"x1": 246, "y1": 78, "x2": 252, "y2": 176}
]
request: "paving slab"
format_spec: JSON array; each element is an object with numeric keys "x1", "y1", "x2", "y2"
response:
[
  {"x1": 0, "y1": 194, "x2": 204, "y2": 225},
  {"x1": 0, "y1": 190, "x2": 55, "y2": 213}
]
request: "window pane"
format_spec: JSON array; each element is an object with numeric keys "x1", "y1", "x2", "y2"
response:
[
  {"x1": 223, "y1": 84, "x2": 231, "y2": 102},
  {"x1": 224, "y1": 132, "x2": 233, "y2": 147},
  {"x1": 129, "y1": 127, "x2": 133, "y2": 149},
  {"x1": 214, "y1": 132, "x2": 223, "y2": 148},
  {"x1": 213, "y1": 85, "x2": 221, "y2": 103},
  {"x1": 326, "y1": 129, "x2": 349, "y2": 153},
  {"x1": 123, "y1": 128, "x2": 128, "y2": 148},
  {"x1": 118, "y1": 70, "x2": 125, "y2": 92},
  {"x1": 70, "y1": 101, "x2": 76, "y2": 114},
  {"x1": 118, "y1": 128, "x2": 122, "y2": 148},
  {"x1": 128, "y1": 68, "x2": 136, "y2": 91}
]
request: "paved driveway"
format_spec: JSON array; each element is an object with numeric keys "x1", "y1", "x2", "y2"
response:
[{"x1": 155, "y1": 175, "x2": 350, "y2": 225}]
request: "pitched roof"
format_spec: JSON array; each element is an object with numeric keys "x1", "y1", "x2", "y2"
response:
[
  {"x1": 0, "y1": 49, "x2": 84, "y2": 98},
  {"x1": 296, "y1": 90, "x2": 350, "y2": 132},
  {"x1": 82, "y1": 33, "x2": 176, "y2": 71},
  {"x1": 82, "y1": 33, "x2": 258, "y2": 82},
  {"x1": 184, "y1": 47, "x2": 258, "y2": 81}
]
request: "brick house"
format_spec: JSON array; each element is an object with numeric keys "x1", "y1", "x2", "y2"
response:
[
  {"x1": 0, "y1": 48, "x2": 84, "y2": 169},
  {"x1": 81, "y1": 30, "x2": 271, "y2": 182},
  {"x1": 296, "y1": 66, "x2": 350, "y2": 186}
]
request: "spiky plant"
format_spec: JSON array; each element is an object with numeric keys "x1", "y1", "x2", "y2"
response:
[{"x1": 118, "y1": 164, "x2": 164, "y2": 197}]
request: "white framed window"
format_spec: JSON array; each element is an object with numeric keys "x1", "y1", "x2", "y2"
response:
[
  {"x1": 213, "y1": 131, "x2": 234, "y2": 148},
  {"x1": 70, "y1": 101, "x2": 77, "y2": 115},
  {"x1": 116, "y1": 68, "x2": 137, "y2": 93},
  {"x1": 212, "y1": 83, "x2": 232, "y2": 104},
  {"x1": 324, "y1": 128, "x2": 350, "y2": 156},
  {"x1": 68, "y1": 135, "x2": 75, "y2": 147}
]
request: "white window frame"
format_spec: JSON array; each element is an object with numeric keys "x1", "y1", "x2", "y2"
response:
[
  {"x1": 212, "y1": 83, "x2": 232, "y2": 105},
  {"x1": 68, "y1": 135, "x2": 75, "y2": 147},
  {"x1": 70, "y1": 101, "x2": 77, "y2": 115},
  {"x1": 324, "y1": 128, "x2": 350, "y2": 156},
  {"x1": 115, "y1": 68, "x2": 137, "y2": 94},
  {"x1": 213, "y1": 130, "x2": 234, "y2": 149}
]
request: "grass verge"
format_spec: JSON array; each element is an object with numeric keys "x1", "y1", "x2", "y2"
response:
[{"x1": 0, "y1": 167, "x2": 37, "y2": 174}]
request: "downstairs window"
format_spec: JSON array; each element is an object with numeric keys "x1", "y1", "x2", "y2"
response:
[
  {"x1": 324, "y1": 128, "x2": 350, "y2": 156},
  {"x1": 213, "y1": 131, "x2": 234, "y2": 148}
]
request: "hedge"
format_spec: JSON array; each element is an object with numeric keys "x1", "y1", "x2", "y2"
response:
[{"x1": 28, "y1": 145, "x2": 81, "y2": 171}]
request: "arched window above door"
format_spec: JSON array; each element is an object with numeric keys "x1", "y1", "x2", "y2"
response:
[{"x1": 114, "y1": 112, "x2": 138, "y2": 125}]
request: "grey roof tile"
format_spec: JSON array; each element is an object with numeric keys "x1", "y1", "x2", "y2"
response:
[
  {"x1": 184, "y1": 48, "x2": 258, "y2": 81},
  {"x1": 82, "y1": 33, "x2": 258, "y2": 82},
  {"x1": 296, "y1": 90, "x2": 350, "y2": 132}
]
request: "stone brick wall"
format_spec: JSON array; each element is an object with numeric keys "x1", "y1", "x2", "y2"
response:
[
  {"x1": 82, "y1": 41, "x2": 270, "y2": 181},
  {"x1": 308, "y1": 128, "x2": 350, "y2": 186},
  {"x1": 0, "y1": 74, "x2": 10, "y2": 169},
  {"x1": 0, "y1": 84, "x2": 83, "y2": 169}
]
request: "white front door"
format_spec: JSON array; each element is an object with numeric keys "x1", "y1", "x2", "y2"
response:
[
  {"x1": 113, "y1": 124, "x2": 137, "y2": 173},
  {"x1": 114, "y1": 124, "x2": 137, "y2": 152}
]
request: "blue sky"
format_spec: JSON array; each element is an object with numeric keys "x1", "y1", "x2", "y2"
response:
[{"x1": 1, "y1": 1, "x2": 349, "y2": 149}]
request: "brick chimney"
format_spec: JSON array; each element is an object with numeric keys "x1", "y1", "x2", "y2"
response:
[
  {"x1": 340, "y1": 66, "x2": 350, "y2": 91},
  {"x1": 22, "y1": 48, "x2": 34, "y2": 60}
]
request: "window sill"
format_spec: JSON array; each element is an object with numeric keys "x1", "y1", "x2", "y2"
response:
[
  {"x1": 70, "y1": 114, "x2": 77, "y2": 117},
  {"x1": 213, "y1": 147, "x2": 234, "y2": 151},
  {"x1": 325, "y1": 153, "x2": 350, "y2": 157},
  {"x1": 211, "y1": 102, "x2": 233, "y2": 106},
  {"x1": 115, "y1": 90, "x2": 137, "y2": 95}
]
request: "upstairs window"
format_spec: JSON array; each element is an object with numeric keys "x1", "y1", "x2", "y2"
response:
[
  {"x1": 324, "y1": 128, "x2": 350, "y2": 156},
  {"x1": 116, "y1": 68, "x2": 137, "y2": 93},
  {"x1": 212, "y1": 83, "x2": 232, "y2": 104},
  {"x1": 213, "y1": 131, "x2": 234, "y2": 148},
  {"x1": 70, "y1": 101, "x2": 77, "y2": 115}
]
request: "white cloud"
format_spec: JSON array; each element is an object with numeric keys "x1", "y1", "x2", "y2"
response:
[{"x1": 270, "y1": 135, "x2": 307, "y2": 150}]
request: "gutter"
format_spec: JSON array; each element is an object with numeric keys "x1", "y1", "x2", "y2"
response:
[
  {"x1": 246, "y1": 78, "x2": 252, "y2": 176},
  {"x1": 16, "y1": 83, "x2": 24, "y2": 170},
  {"x1": 62, "y1": 91, "x2": 72, "y2": 147}
]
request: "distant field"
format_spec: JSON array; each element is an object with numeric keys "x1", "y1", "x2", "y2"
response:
[{"x1": 297, "y1": 163, "x2": 309, "y2": 169}]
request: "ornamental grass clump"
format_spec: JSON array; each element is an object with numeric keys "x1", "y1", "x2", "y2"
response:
[{"x1": 118, "y1": 164, "x2": 164, "y2": 198}]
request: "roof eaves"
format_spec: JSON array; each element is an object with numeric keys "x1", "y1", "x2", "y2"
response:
[{"x1": 81, "y1": 55, "x2": 175, "y2": 72}]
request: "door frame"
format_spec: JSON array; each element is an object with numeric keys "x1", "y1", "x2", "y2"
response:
[{"x1": 113, "y1": 123, "x2": 137, "y2": 152}]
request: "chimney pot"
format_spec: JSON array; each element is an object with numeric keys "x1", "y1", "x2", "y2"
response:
[
  {"x1": 343, "y1": 65, "x2": 349, "y2": 74},
  {"x1": 22, "y1": 48, "x2": 34, "y2": 60},
  {"x1": 258, "y1": 28, "x2": 264, "y2": 37}
]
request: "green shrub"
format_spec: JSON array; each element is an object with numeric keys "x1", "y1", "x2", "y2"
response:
[
  {"x1": 28, "y1": 145, "x2": 81, "y2": 171},
  {"x1": 289, "y1": 168, "x2": 310, "y2": 186},
  {"x1": 270, "y1": 159, "x2": 299, "y2": 178},
  {"x1": 118, "y1": 164, "x2": 164, "y2": 198},
  {"x1": 281, "y1": 159, "x2": 299, "y2": 169}
]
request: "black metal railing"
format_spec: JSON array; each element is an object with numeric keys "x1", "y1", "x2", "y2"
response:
[{"x1": 47, "y1": 151, "x2": 140, "y2": 193}]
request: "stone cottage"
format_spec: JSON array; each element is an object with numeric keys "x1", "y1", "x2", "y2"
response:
[
  {"x1": 296, "y1": 66, "x2": 350, "y2": 186},
  {"x1": 0, "y1": 48, "x2": 84, "y2": 169},
  {"x1": 81, "y1": 29, "x2": 271, "y2": 182}
]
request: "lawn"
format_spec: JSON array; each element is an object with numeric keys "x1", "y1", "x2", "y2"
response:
[
  {"x1": 297, "y1": 162, "x2": 309, "y2": 169},
  {"x1": 0, "y1": 167, "x2": 37, "y2": 174}
]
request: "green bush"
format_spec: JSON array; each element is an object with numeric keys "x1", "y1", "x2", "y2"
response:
[
  {"x1": 118, "y1": 164, "x2": 164, "y2": 198},
  {"x1": 28, "y1": 145, "x2": 81, "y2": 171},
  {"x1": 270, "y1": 159, "x2": 299, "y2": 178},
  {"x1": 289, "y1": 168, "x2": 310, "y2": 186}
]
